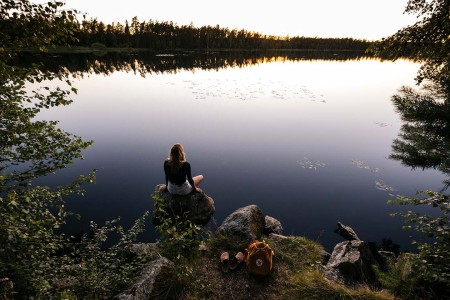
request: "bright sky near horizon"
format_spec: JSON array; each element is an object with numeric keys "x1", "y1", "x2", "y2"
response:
[{"x1": 63, "y1": 0, "x2": 417, "y2": 40}]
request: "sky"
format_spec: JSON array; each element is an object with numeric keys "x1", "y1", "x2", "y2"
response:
[{"x1": 62, "y1": 0, "x2": 417, "y2": 40}]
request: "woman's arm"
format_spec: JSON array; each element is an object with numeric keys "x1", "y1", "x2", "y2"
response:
[
  {"x1": 185, "y1": 162, "x2": 197, "y2": 192},
  {"x1": 163, "y1": 160, "x2": 169, "y2": 191}
]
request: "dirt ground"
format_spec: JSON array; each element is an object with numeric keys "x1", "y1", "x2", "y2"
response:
[{"x1": 192, "y1": 237, "x2": 306, "y2": 300}]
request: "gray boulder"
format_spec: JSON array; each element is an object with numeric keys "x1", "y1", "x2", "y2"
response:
[
  {"x1": 264, "y1": 215, "x2": 283, "y2": 235},
  {"x1": 152, "y1": 184, "x2": 215, "y2": 226},
  {"x1": 320, "y1": 249, "x2": 332, "y2": 265},
  {"x1": 128, "y1": 243, "x2": 159, "y2": 256},
  {"x1": 114, "y1": 257, "x2": 173, "y2": 300},
  {"x1": 334, "y1": 222, "x2": 360, "y2": 241},
  {"x1": 325, "y1": 240, "x2": 377, "y2": 284},
  {"x1": 216, "y1": 205, "x2": 265, "y2": 241}
]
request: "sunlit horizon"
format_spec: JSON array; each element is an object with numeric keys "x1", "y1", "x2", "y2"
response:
[{"x1": 62, "y1": 0, "x2": 417, "y2": 41}]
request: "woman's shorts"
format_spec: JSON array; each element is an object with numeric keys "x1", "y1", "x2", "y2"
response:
[{"x1": 168, "y1": 181, "x2": 193, "y2": 195}]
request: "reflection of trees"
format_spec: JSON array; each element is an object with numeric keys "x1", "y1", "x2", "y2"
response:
[
  {"x1": 14, "y1": 50, "x2": 373, "y2": 77},
  {"x1": 390, "y1": 83, "x2": 450, "y2": 190}
]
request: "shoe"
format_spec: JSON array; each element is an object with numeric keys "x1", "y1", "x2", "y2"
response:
[
  {"x1": 229, "y1": 251, "x2": 244, "y2": 270},
  {"x1": 220, "y1": 252, "x2": 229, "y2": 273}
]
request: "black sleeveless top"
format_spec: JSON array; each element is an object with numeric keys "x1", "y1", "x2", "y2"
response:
[{"x1": 164, "y1": 160, "x2": 195, "y2": 186}]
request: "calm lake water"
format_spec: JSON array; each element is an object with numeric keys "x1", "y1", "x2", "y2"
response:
[{"x1": 32, "y1": 52, "x2": 444, "y2": 251}]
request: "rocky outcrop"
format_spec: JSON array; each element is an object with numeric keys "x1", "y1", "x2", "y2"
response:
[
  {"x1": 264, "y1": 215, "x2": 283, "y2": 235},
  {"x1": 216, "y1": 205, "x2": 265, "y2": 241},
  {"x1": 128, "y1": 243, "x2": 159, "y2": 256},
  {"x1": 325, "y1": 240, "x2": 378, "y2": 285},
  {"x1": 152, "y1": 184, "x2": 215, "y2": 226},
  {"x1": 113, "y1": 257, "x2": 173, "y2": 300},
  {"x1": 324, "y1": 223, "x2": 380, "y2": 285},
  {"x1": 334, "y1": 222, "x2": 360, "y2": 241},
  {"x1": 320, "y1": 249, "x2": 332, "y2": 265}
]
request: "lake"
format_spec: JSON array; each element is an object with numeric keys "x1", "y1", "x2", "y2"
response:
[{"x1": 31, "y1": 51, "x2": 444, "y2": 251}]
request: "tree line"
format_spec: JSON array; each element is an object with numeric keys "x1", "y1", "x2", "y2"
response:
[{"x1": 73, "y1": 17, "x2": 371, "y2": 51}]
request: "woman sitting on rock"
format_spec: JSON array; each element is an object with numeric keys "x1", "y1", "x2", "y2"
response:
[{"x1": 163, "y1": 143, "x2": 203, "y2": 195}]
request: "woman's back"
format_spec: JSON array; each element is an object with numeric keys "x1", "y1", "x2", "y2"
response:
[
  {"x1": 164, "y1": 160, "x2": 191, "y2": 185},
  {"x1": 163, "y1": 143, "x2": 203, "y2": 195}
]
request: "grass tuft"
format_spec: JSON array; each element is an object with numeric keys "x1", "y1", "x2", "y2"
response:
[{"x1": 155, "y1": 234, "x2": 397, "y2": 299}]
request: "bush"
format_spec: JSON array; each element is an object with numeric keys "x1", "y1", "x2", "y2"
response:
[
  {"x1": 389, "y1": 191, "x2": 450, "y2": 296},
  {"x1": 150, "y1": 193, "x2": 210, "y2": 298},
  {"x1": 152, "y1": 193, "x2": 205, "y2": 260},
  {"x1": 53, "y1": 213, "x2": 153, "y2": 299}
]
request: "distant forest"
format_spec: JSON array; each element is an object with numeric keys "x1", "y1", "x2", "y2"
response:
[{"x1": 73, "y1": 17, "x2": 372, "y2": 51}]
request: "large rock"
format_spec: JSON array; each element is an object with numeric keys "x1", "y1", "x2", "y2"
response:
[
  {"x1": 152, "y1": 184, "x2": 215, "y2": 226},
  {"x1": 325, "y1": 240, "x2": 378, "y2": 285},
  {"x1": 264, "y1": 215, "x2": 283, "y2": 235},
  {"x1": 334, "y1": 222, "x2": 360, "y2": 241},
  {"x1": 114, "y1": 257, "x2": 173, "y2": 300},
  {"x1": 216, "y1": 205, "x2": 265, "y2": 241}
]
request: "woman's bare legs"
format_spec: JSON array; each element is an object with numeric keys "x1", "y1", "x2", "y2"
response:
[{"x1": 193, "y1": 175, "x2": 204, "y2": 188}]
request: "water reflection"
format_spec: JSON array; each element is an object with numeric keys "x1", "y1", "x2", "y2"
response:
[
  {"x1": 390, "y1": 83, "x2": 450, "y2": 191},
  {"x1": 27, "y1": 51, "x2": 432, "y2": 251},
  {"x1": 16, "y1": 50, "x2": 373, "y2": 76}
]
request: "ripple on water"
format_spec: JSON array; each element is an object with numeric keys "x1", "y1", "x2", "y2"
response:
[
  {"x1": 297, "y1": 157, "x2": 327, "y2": 170},
  {"x1": 168, "y1": 78, "x2": 326, "y2": 102},
  {"x1": 375, "y1": 179, "x2": 396, "y2": 192},
  {"x1": 351, "y1": 159, "x2": 380, "y2": 173}
]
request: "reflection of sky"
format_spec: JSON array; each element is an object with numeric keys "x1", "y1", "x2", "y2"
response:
[{"x1": 33, "y1": 58, "x2": 443, "y2": 251}]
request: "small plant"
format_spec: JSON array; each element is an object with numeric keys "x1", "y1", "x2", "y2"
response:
[
  {"x1": 51, "y1": 212, "x2": 153, "y2": 299},
  {"x1": 152, "y1": 193, "x2": 204, "y2": 260},
  {"x1": 151, "y1": 193, "x2": 210, "y2": 298},
  {"x1": 389, "y1": 190, "x2": 450, "y2": 296},
  {"x1": 376, "y1": 253, "x2": 418, "y2": 299},
  {"x1": 0, "y1": 173, "x2": 94, "y2": 297}
]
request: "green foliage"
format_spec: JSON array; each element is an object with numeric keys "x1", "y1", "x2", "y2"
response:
[
  {"x1": 0, "y1": 1, "x2": 94, "y2": 297},
  {"x1": 150, "y1": 261, "x2": 209, "y2": 300},
  {"x1": 376, "y1": 253, "x2": 420, "y2": 299},
  {"x1": 150, "y1": 193, "x2": 210, "y2": 298},
  {"x1": 389, "y1": 191, "x2": 450, "y2": 294},
  {"x1": 1, "y1": 172, "x2": 152, "y2": 298},
  {"x1": 1, "y1": 1, "x2": 91, "y2": 191},
  {"x1": 74, "y1": 15, "x2": 370, "y2": 51},
  {"x1": 0, "y1": 173, "x2": 94, "y2": 295},
  {"x1": 271, "y1": 236, "x2": 323, "y2": 272},
  {"x1": 372, "y1": 0, "x2": 449, "y2": 91},
  {"x1": 389, "y1": 83, "x2": 450, "y2": 191},
  {"x1": 0, "y1": 0, "x2": 79, "y2": 52},
  {"x1": 293, "y1": 270, "x2": 393, "y2": 300},
  {"x1": 51, "y1": 213, "x2": 152, "y2": 299},
  {"x1": 378, "y1": 1, "x2": 450, "y2": 297},
  {"x1": 1, "y1": 2, "x2": 155, "y2": 299},
  {"x1": 151, "y1": 193, "x2": 204, "y2": 260}
]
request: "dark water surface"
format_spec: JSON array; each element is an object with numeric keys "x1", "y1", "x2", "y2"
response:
[{"x1": 30, "y1": 52, "x2": 443, "y2": 251}]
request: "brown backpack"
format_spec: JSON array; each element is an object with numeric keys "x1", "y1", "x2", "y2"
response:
[{"x1": 245, "y1": 240, "x2": 275, "y2": 276}]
